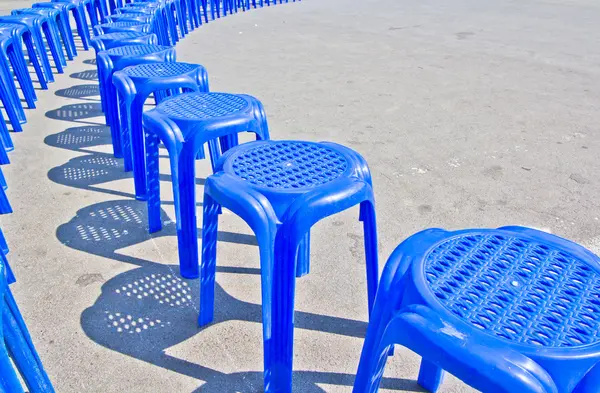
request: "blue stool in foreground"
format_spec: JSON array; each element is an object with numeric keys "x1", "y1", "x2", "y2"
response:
[
  {"x1": 112, "y1": 62, "x2": 209, "y2": 200},
  {"x1": 353, "y1": 226, "x2": 600, "y2": 393},
  {"x1": 142, "y1": 92, "x2": 269, "y2": 278},
  {"x1": 200, "y1": 140, "x2": 379, "y2": 393},
  {"x1": 0, "y1": 256, "x2": 54, "y2": 392},
  {"x1": 96, "y1": 44, "x2": 175, "y2": 157}
]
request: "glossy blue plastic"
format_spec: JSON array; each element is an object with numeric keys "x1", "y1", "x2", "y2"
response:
[
  {"x1": 0, "y1": 22, "x2": 49, "y2": 88},
  {"x1": 11, "y1": 9, "x2": 68, "y2": 65},
  {"x1": 14, "y1": 7, "x2": 73, "y2": 61},
  {"x1": 0, "y1": 34, "x2": 31, "y2": 128},
  {"x1": 0, "y1": 167, "x2": 11, "y2": 214},
  {"x1": 0, "y1": 14, "x2": 64, "y2": 82},
  {"x1": 200, "y1": 140, "x2": 378, "y2": 392},
  {"x1": 0, "y1": 229, "x2": 15, "y2": 284},
  {"x1": 93, "y1": 20, "x2": 152, "y2": 36},
  {"x1": 96, "y1": 44, "x2": 175, "y2": 157},
  {"x1": 353, "y1": 226, "x2": 600, "y2": 393},
  {"x1": 33, "y1": 2, "x2": 86, "y2": 53},
  {"x1": 142, "y1": 91, "x2": 269, "y2": 278},
  {"x1": 51, "y1": 0, "x2": 94, "y2": 47},
  {"x1": 112, "y1": 61, "x2": 209, "y2": 200},
  {"x1": 0, "y1": 258, "x2": 55, "y2": 392},
  {"x1": 120, "y1": 2, "x2": 179, "y2": 44}
]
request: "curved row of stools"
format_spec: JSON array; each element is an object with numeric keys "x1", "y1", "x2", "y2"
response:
[{"x1": 3, "y1": 0, "x2": 600, "y2": 392}]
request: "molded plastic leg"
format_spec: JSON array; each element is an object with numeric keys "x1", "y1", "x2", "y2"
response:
[
  {"x1": 417, "y1": 359, "x2": 445, "y2": 393},
  {"x1": 23, "y1": 34, "x2": 48, "y2": 88},
  {"x1": 295, "y1": 232, "x2": 309, "y2": 277},
  {"x1": 174, "y1": 151, "x2": 199, "y2": 278},
  {"x1": 30, "y1": 30, "x2": 53, "y2": 84},
  {"x1": 42, "y1": 24, "x2": 64, "y2": 73},
  {"x1": 145, "y1": 131, "x2": 162, "y2": 233},
  {"x1": 0, "y1": 347, "x2": 24, "y2": 393},
  {"x1": 0, "y1": 116, "x2": 13, "y2": 153},
  {"x1": 73, "y1": 7, "x2": 90, "y2": 50},
  {"x1": 7, "y1": 47, "x2": 36, "y2": 109},
  {"x1": 359, "y1": 201, "x2": 378, "y2": 314},
  {"x1": 130, "y1": 98, "x2": 148, "y2": 200},
  {"x1": 198, "y1": 193, "x2": 219, "y2": 326},
  {"x1": 119, "y1": 97, "x2": 133, "y2": 172}
]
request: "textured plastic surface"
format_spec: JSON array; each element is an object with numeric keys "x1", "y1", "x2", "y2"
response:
[
  {"x1": 105, "y1": 43, "x2": 166, "y2": 56},
  {"x1": 201, "y1": 140, "x2": 378, "y2": 393},
  {"x1": 353, "y1": 227, "x2": 600, "y2": 393},
  {"x1": 142, "y1": 92, "x2": 270, "y2": 278},
  {"x1": 112, "y1": 62, "x2": 209, "y2": 200}
]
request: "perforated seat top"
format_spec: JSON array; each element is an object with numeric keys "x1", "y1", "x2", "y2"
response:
[
  {"x1": 157, "y1": 93, "x2": 249, "y2": 120},
  {"x1": 123, "y1": 62, "x2": 199, "y2": 78},
  {"x1": 94, "y1": 31, "x2": 148, "y2": 41},
  {"x1": 226, "y1": 141, "x2": 350, "y2": 190},
  {"x1": 425, "y1": 232, "x2": 600, "y2": 348},
  {"x1": 105, "y1": 44, "x2": 169, "y2": 57},
  {"x1": 98, "y1": 21, "x2": 146, "y2": 28}
]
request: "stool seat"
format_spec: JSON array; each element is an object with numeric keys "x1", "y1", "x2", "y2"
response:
[
  {"x1": 199, "y1": 140, "x2": 378, "y2": 393},
  {"x1": 353, "y1": 227, "x2": 600, "y2": 393},
  {"x1": 93, "y1": 21, "x2": 152, "y2": 35}
]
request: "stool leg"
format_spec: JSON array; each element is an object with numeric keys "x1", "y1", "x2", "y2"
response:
[
  {"x1": 130, "y1": 97, "x2": 148, "y2": 200},
  {"x1": 0, "y1": 346, "x2": 24, "y2": 393},
  {"x1": 145, "y1": 131, "x2": 162, "y2": 233},
  {"x1": 0, "y1": 55, "x2": 26, "y2": 124},
  {"x1": 0, "y1": 115, "x2": 14, "y2": 153},
  {"x1": 359, "y1": 200, "x2": 378, "y2": 314},
  {"x1": 73, "y1": 7, "x2": 90, "y2": 50},
  {"x1": 56, "y1": 15, "x2": 74, "y2": 61},
  {"x1": 352, "y1": 322, "x2": 392, "y2": 393},
  {"x1": 295, "y1": 232, "x2": 309, "y2": 277},
  {"x1": 0, "y1": 71, "x2": 24, "y2": 132},
  {"x1": 30, "y1": 28, "x2": 53, "y2": 84},
  {"x1": 417, "y1": 359, "x2": 445, "y2": 393},
  {"x1": 0, "y1": 141, "x2": 9, "y2": 165},
  {"x1": 23, "y1": 33, "x2": 49, "y2": 88},
  {"x1": 106, "y1": 83, "x2": 123, "y2": 157},
  {"x1": 118, "y1": 97, "x2": 133, "y2": 172},
  {"x1": 61, "y1": 10, "x2": 77, "y2": 57},
  {"x1": 174, "y1": 150, "x2": 199, "y2": 278},
  {"x1": 2, "y1": 253, "x2": 16, "y2": 284},
  {"x1": 198, "y1": 193, "x2": 219, "y2": 326},
  {"x1": 3, "y1": 288, "x2": 55, "y2": 393},
  {"x1": 42, "y1": 23, "x2": 65, "y2": 72},
  {"x1": 7, "y1": 46, "x2": 36, "y2": 109}
]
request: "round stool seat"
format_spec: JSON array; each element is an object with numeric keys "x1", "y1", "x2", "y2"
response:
[
  {"x1": 225, "y1": 141, "x2": 350, "y2": 191},
  {"x1": 121, "y1": 61, "x2": 199, "y2": 78},
  {"x1": 423, "y1": 231, "x2": 600, "y2": 348},
  {"x1": 155, "y1": 92, "x2": 249, "y2": 123}
]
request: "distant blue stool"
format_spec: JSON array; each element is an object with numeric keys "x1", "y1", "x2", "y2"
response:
[
  {"x1": 93, "y1": 21, "x2": 153, "y2": 35},
  {"x1": 353, "y1": 226, "x2": 600, "y2": 393},
  {"x1": 97, "y1": 44, "x2": 175, "y2": 158},
  {"x1": 108, "y1": 13, "x2": 153, "y2": 24},
  {"x1": 0, "y1": 257, "x2": 55, "y2": 392},
  {"x1": 142, "y1": 92, "x2": 269, "y2": 278},
  {"x1": 0, "y1": 167, "x2": 11, "y2": 214},
  {"x1": 0, "y1": 14, "x2": 65, "y2": 82},
  {"x1": 125, "y1": 0, "x2": 182, "y2": 42},
  {"x1": 30, "y1": 4, "x2": 79, "y2": 58},
  {"x1": 118, "y1": 3, "x2": 173, "y2": 45},
  {"x1": 199, "y1": 140, "x2": 378, "y2": 392},
  {"x1": 0, "y1": 23, "x2": 47, "y2": 90},
  {"x1": 34, "y1": 2, "x2": 89, "y2": 52},
  {"x1": 90, "y1": 32, "x2": 157, "y2": 121},
  {"x1": 0, "y1": 34, "x2": 35, "y2": 125},
  {"x1": 11, "y1": 8, "x2": 69, "y2": 64},
  {"x1": 112, "y1": 62, "x2": 209, "y2": 200}
]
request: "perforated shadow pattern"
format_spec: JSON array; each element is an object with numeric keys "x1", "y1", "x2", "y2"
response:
[
  {"x1": 425, "y1": 234, "x2": 600, "y2": 347},
  {"x1": 230, "y1": 142, "x2": 348, "y2": 189}
]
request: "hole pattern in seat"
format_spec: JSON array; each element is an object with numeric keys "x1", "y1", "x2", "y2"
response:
[
  {"x1": 106, "y1": 44, "x2": 168, "y2": 56},
  {"x1": 157, "y1": 93, "x2": 248, "y2": 120},
  {"x1": 123, "y1": 62, "x2": 198, "y2": 78},
  {"x1": 95, "y1": 31, "x2": 147, "y2": 41},
  {"x1": 425, "y1": 233, "x2": 600, "y2": 347},
  {"x1": 230, "y1": 142, "x2": 348, "y2": 189}
]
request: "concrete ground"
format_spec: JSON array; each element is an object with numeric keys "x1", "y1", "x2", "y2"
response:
[{"x1": 1, "y1": 0, "x2": 599, "y2": 391}]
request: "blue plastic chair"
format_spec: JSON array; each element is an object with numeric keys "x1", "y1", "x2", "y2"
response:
[
  {"x1": 11, "y1": 9, "x2": 69, "y2": 65},
  {"x1": 141, "y1": 92, "x2": 269, "y2": 277},
  {"x1": 0, "y1": 257, "x2": 55, "y2": 392},
  {"x1": 0, "y1": 33, "x2": 35, "y2": 123},
  {"x1": 353, "y1": 226, "x2": 600, "y2": 393},
  {"x1": 0, "y1": 14, "x2": 65, "y2": 82},
  {"x1": 0, "y1": 23, "x2": 49, "y2": 89},
  {"x1": 96, "y1": 44, "x2": 175, "y2": 158},
  {"x1": 0, "y1": 167, "x2": 11, "y2": 214},
  {"x1": 90, "y1": 32, "x2": 158, "y2": 121},
  {"x1": 112, "y1": 62, "x2": 209, "y2": 200},
  {"x1": 199, "y1": 140, "x2": 378, "y2": 392},
  {"x1": 93, "y1": 21, "x2": 153, "y2": 35},
  {"x1": 33, "y1": 2, "x2": 88, "y2": 53}
]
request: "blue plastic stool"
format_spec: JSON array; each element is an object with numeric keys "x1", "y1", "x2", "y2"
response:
[
  {"x1": 21, "y1": 6, "x2": 76, "y2": 60},
  {"x1": 93, "y1": 21, "x2": 153, "y2": 35},
  {"x1": 199, "y1": 140, "x2": 378, "y2": 392},
  {"x1": 0, "y1": 14, "x2": 65, "y2": 81},
  {"x1": 112, "y1": 62, "x2": 209, "y2": 200},
  {"x1": 0, "y1": 23, "x2": 49, "y2": 88},
  {"x1": 142, "y1": 92, "x2": 269, "y2": 278},
  {"x1": 108, "y1": 13, "x2": 153, "y2": 24},
  {"x1": 126, "y1": 0, "x2": 184, "y2": 42},
  {"x1": 0, "y1": 259, "x2": 55, "y2": 392},
  {"x1": 0, "y1": 229, "x2": 15, "y2": 284},
  {"x1": 118, "y1": 3, "x2": 174, "y2": 45},
  {"x1": 33, "y1": 2, "x2": 87, "y2": 53},
  {"x1": 0, "y1": 109, "x2": 13, "y2": 156},
  {"x1": 90, "y1": 32, "x2": 158, "y2": 121},
  {"x1": 353, "y1": 226, "x2": 600, "y2": 393},
  {"x1": 50, "y1": 0, "x2": 93, "y2": 49},
  {"x1": 0, "y1": 167, "x2": 11, "y2": 214},
  {"x1": 11, "y1": 9, "x2": 69, "y2": 65},
  {"x1": 97, "y1": 44, "x2": 175, "y2": 158},
  {"x1": 0, "y1": 34, "x2": 35, "y2": 124}
]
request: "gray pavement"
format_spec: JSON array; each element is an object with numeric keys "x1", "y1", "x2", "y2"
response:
[{"x1": 1, "y1": 0, "x2": 600, "y2": 391}]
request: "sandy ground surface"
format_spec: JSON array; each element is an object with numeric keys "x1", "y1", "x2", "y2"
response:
[{"x1": 1, "y1": 0, "x2": 599, "y2": 391}]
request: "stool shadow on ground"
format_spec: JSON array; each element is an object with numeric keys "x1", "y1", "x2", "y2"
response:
[
  {"x1": 70, "y1": 69, "x2": 98, "y2": 81},
  {"x1": 44, "y1": 125, "x2": 112, "y2": 154},
  {"x1": 45, "y1": 102, "x2": 104, "y2": 126},
  {"x1": 83, "y1": 58, "x2": 96, "y2": 65},
  {"x1": 47, "y1": 152, "x2": 205, "y2": 200},
  {"x1": 80, "y1": 258, "x2": 418, "y2": 392},
  {"x1": 55, "y1": 84, "x2": 101, "y2": 102}
]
